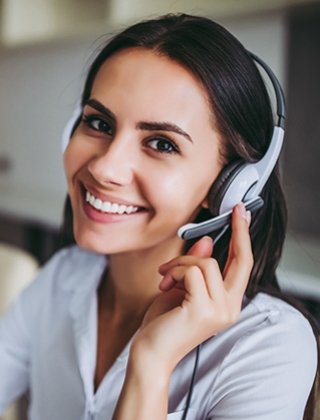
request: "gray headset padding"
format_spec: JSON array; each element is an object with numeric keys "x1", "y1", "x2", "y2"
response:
[{"x1": 208, "y1": 160, "x2": 246, "y2": 216}]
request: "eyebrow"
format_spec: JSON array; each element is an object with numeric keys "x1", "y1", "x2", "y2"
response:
[
  {"x1": 85, "y1": 98, "x2": 193, "y2": 143},
  {"x1": 85, "y1": 99, "x2": 116, "y2": 121},
  {"x1": 137, "y1": 122, "x2": 193, "y2": 143}
]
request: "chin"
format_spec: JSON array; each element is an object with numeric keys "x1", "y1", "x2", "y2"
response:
[
  {"x1": 74, "y1": 234, "x2": 110, "y2": 255},
  {"x1": 73, "y1": 229, "x2": 129, "y2": 255}
]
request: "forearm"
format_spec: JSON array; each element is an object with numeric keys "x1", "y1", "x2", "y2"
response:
[{"x1": 112, "y1": 349, "x2": 170, "y2": 420}]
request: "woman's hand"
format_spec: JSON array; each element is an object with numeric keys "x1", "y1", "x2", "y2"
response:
[
  {"x1": 113, "y1": 203, "x2": 252, "y2": 420},
  {"x1": 131, "y1": 203, "x2": 253, "y2": 375}
]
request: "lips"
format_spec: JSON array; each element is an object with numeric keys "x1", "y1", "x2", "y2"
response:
[{"x1": 78, "y1": 181, "x2": 149, "y2": 219}]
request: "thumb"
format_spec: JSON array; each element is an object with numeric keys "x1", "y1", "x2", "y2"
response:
[{"x1": 187, "y1": 236, "x2": 213, "y2": 258}]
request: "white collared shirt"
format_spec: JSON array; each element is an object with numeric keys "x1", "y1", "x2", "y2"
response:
[{"x1": 0, "y1": 246, "x2": 317, "y2": 420}]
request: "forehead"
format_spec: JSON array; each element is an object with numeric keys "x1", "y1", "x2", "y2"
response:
[{"x1": 90, "y1": 48, "x2": 214, "y2": 126}]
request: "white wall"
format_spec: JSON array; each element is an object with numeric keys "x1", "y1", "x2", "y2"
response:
[
  {"x1": 0, "y1": 37, "x2": 101, "y2": 225},
  {"x1": 221, "y1": 12, "x2": 286, "y2": 84}
]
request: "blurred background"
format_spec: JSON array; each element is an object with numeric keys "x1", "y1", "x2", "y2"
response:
[{"x1": 0, "y1": 0, "x2": 319, "y2": 311}]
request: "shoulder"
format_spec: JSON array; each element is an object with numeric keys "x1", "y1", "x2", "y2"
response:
[
  {"x1": 245, "y1": 292, "x2": 317, "y2": 350},
  {"x1": 3, "y1": 245, "x2": 107, "y2": 320},
  {"x1": 206, "y1": 292, "x2": 317, "y2": 360},
  {"x1": 40, "y1": 245, "x2": 106, "y2": 279},
  {"x1": 28, "y1": 245, "x2": 106, "y2": 292},
  {"x1": 0, "y1": 245, "x2": 107, "y2": 341},
  {"x1": 225, "y1": 292, "x2": 317, "y2": 370},
  {"x1": 206, "y1": 292, "x2": 317, "y2": 418}
]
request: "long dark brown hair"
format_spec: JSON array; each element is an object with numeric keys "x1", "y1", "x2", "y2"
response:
[{"x1": 60, "y1": 13, "x2": 319, "y2": 418}]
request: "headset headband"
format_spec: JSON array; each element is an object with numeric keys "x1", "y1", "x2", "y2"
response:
[
  {"x1": 249, "y1": 52, "x2": 286, "y2": 128},
  {"x1": 178, "y1": 52, "x2": 286, "y2": 240}
]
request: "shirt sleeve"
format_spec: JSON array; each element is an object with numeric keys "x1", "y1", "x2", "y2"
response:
[
  {"x1": 0, "y1": 248, "x2": 70, "y2": 414},
  {"x1": 207, "y1": 308, "x2": 318, "y2": 420}
]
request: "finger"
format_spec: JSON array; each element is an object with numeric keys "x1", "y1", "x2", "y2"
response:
[
  {"x1": 159, "y1": 265, "x2": 209, "y2": 303},
  {"x1": 159, "y1": 236, "x2": 213, "y2": 275},
  {"x1": 159, "y1": 255, "x2": 208, "y2": 276},
  {"x1": 159, "y1": 271, "x2": 185, "y2": 291},
  {"x1": 224, "y1": 203, "x2": 253, "y2": 295},
  {"x1": 186, "y1": 236, "x2": 213, "y2": 257},
  {"x1": 160, "y1": 258, "x2": 225, "y2": 301},
  {"x1": 223, "y1": 206, "x2": 251, "y2": 276}
]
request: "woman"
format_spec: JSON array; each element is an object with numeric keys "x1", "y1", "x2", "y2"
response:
[{"x1": 0, "y1": 13, "x2": 318, "y2": 420}]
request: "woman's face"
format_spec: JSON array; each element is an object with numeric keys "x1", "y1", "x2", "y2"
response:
[{"x1": 64, "y1": 48, "x2": 223, "y2": 256}]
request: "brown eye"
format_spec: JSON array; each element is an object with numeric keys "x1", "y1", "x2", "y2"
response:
[
  {"x1": 82, "y1": 115, "x2": 113, "y2": 136},
  {"x1": 147, "y1": 137, "x2": 179, "y2": 154}
]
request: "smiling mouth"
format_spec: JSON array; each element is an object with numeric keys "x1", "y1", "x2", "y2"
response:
[{"x1": 85, "y1": 190, "x2": 141, "y2": 215}]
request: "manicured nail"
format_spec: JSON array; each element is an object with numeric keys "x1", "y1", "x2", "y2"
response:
[
  {"x1": 202, "y1": 235, "x2": 213, "y2": 243},
  {"x1": 246, "y1": 210, "x2": 251, "y2": 226},
  {"x1": 237, "y1": 202, "x2": 246, "y2": 219}
]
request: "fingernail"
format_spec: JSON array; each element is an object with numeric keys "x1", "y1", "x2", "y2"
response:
[
  {"x1": 202, "y1": 235, "x2": 213, "y2": 243},
  {"x1": 237, "y1": 202, "x2": 246, "y2": 219},
  {"x1": 246, "y1": 210, "x2": 251, "y2": 226}
]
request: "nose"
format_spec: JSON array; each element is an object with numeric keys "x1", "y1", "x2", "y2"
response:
[{"x1": 88, "y1": 135, "x2": 136, "y2": 187}]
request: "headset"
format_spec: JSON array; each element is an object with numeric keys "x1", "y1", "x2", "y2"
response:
[{"x1": 177, "y1": 52, "x2": 286, "y2": 241}]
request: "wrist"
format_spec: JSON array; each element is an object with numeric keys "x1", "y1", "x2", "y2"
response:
[
  {"x1": 128, "y1": 340, "x2": 172, "y2": 387},
  {"x1": 113, "y1": 348, "x2": 170, "y2": 420}
]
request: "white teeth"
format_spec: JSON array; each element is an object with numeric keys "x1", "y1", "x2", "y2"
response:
[
  {"x1": 101, "y1": 201, "x2": 111, "y2": 212},
  {"x1": 95, "y1": 198, "x2": 102, "y2": 210},
  {"x1": 118, "y1": 205, "x2": 127, "y2": 214},
  {"x1": 85, "y1": 190, "x2": 139, "y2": 215},
  {"x1": 110, "y1": 203, "x2": 119, "y2": 213}
]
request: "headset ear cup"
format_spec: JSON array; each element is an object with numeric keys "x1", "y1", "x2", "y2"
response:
[{"x1": 208, "y1": 160, "x2": 245, "y2": 216}]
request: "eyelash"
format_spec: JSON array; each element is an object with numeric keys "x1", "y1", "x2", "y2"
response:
[
  {"x1": 82, "y1": 114, "x2": 180, "y2": 155},
  {"x1": 82, "y1": 114, "x2": 113, "y2": 136},
  {"x1": 145, "y1": 137, "x2": 180, "y2": 155}
]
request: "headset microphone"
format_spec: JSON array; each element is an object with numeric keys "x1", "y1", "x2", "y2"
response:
[
  {"x1": 178, "y1": 196, "x2": 264, "y2": 240},
  {"x1": 177, "y1": 52, "x2": 286, "y2": 241}
]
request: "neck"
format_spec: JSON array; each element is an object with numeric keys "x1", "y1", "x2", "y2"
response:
[{"x1": 100, "y1": 236, "x2": 185, "y2": 320}]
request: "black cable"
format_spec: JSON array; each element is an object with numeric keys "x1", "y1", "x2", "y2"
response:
[{"x1": 181, "y1": 344, "x2": 202, "y2": 420}]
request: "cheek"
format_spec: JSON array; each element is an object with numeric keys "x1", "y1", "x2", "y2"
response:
[
  {"x1": 63, "y1": 140, "x2": 88, "y2": 183},
  {"x1": 150, "y1": 166, "x2": 212, "y2": 219}
]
